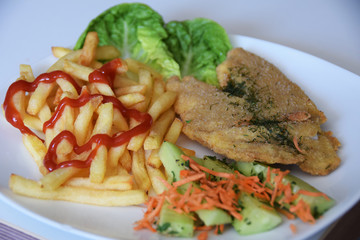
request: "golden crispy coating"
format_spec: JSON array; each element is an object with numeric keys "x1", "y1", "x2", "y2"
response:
[{"x1": 166, "y1": 48, "x2": 341, "y2": 175}]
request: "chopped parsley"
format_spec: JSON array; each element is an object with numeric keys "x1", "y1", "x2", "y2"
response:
[{"x1": 157, "y1": 222, "x2": 171, "y2": 233}]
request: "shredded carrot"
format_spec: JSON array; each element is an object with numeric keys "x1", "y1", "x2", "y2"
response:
[
  {"x1": 261, "y1": 204, "x2": 275, "y2": 211},
  {"x1": 197, "y1": 231, "x2": 208, "y2": 240},
  {"x1": 134, "y1": 153, "x2": 328, "y2": 236},
  {"x1": 177, "y1": 184, "x2": 193, "y2": 209},
  {"x1": 180, "y1": 169, "x2": 191, "y2": 178},
  {"x1": 173, "y1": 172, "x2": 206, "y2": 187},
  {"x1": 157, "y1": 176, "x2": 173, "y2": 190},
  {"x1": 195, "y1": 225, "x2": 213, "y2": 231},
  {"x1": 177, "y1": 145, "x2": 196, "y2": 156},
  {"x1": 290, "y1": 223, "x2": 297, "y2": 234},
  {"x1": 297, "y1": 189, "x2": 330, "y2": 200},
  {"x1": 277, "y1": 208, "x2": 296, "y2": 220},
  {"x1": 214, "y1": 224, "x2": 225, "y2": 235},
  {"x1": 289, "y1": 199, "x2": 316, "y2": 224}
]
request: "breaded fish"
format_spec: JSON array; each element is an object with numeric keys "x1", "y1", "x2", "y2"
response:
[{"x1": 166, "y1": 48, "x2": 341, "y2": 175}]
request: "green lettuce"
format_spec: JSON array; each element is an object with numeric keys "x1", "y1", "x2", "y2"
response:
[
  {"x1": 74, "y1": 3, "x2": 180, "y2": 79},
  {"x1": 165, "y1": 18, "x2": 232, "y2": 86}
]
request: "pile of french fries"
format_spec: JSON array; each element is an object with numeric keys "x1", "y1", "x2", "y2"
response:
[{"x1": 8, "y1": 32, "x2": 184, "y2": 206}]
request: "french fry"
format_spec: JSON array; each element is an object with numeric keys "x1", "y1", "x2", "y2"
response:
[
  {"x1": 27, "y1": 82, "x2": 55, "y2": 115},
  {"x1": 53, "y1": 87, "x2": 63, "y2": 106},
  {"x1": 54, "y1": 104, "x2": 75, "y2": 135},
  {"x1": 65, "y1": 167, "x2": 133, "y2": 190},
  {"x1": 89, "y1": 145, "x2": 108, "y2": 183},
  {"x1": 146, "y1": 164, "x2": 167, "y2": 194},
  {"x1": 131, "y1": 69, "x2": 153, "y2": 112},
  {"x1": 56, "y1": 77, "x2": 80, "y2": 98},
  {"x1": 89, "y1": 102, "x2": 113, "y2": 183},
  {"x1": 144, "y1": 108, "x2": 175, "y2": 150},
  {"x1": 63, "y1": 60, "x2": 93, "y2": 82},
  {"x1": 164, "y1": 118, "x2": 184, "y2": 144},
  {"x1": 38, "y1": 103, "x2": 52, "y2": 123},
  {"x1": 10, "y1": 174, "x2": 147, "y2": 206},
  {"x1": 93, "y1": 82, "x2": 115, "y2": 97},
  {"x1": 147, "y1": 149, "x2": 162, "y2": 168},
  {"x1": 19, "y1": 64, "x2": 35, "y2": 82},
  {"x1": 79, "y1": 31, "x2": 99, "y2": 66},
  {"x1": 90, "y1": 61, "x2": 103, "y2": 69},
  {"x1": 23, "y1": 115, "x2": 43, "y2": 131},
  {"x1": 95, "y1": 45, "x2": 120, "y2": 60},
  {"x1": 92, "y1": 102, "x2": 113, "y2": 135},
  {"x1": 118, "y1": 149, "x2": 131, "y2": 173},
  {"x1": 108, "y1": 143, "x2": 126, "y2": 169},
  {"x1": 113, "y1": 76, "x2": 138, "y2": 88},
  {"x1": 47, "y1": 50, "x2": 82, "y2": 72},
  {"x1": 112, "y1": 109, "x2": 129, "y2": 132},
  {"x1": 9, "y1": 91, "x2": 26, "y2": 119},
  {"x1": 132, "y1": 148, "x2": 151, "y2": 191},
  {"x1": 147, "y1": 91, "x2": 177, "y2": 122},
  {"x1": 115, "y1": 85, "x2": 147, "y2": 96},
  {"x1": 125, "y1": 58, "x2": 162, "y2": 81},
  {"x1": 149, "y1": 78, "x2": 165, "y2": 107},
  {"x1": 118, "y1": 92, "x2": 145, "y2": 107},
  {"x1": 74, "y1": 94, "x2": 102, "y2": 145},
  {"x1": 51, "y1": 47, "x2": 72, "y2": 58},
  {"x1": 22, "y1": 134, "x2": 48, "y2": 175},
  {"x1": 40, "y1": 167, "x2": 80, "y2": 190},
  {"x1": 56, "y1": 138, "x2": 73, "y2": 163},
  {"x1": 44, "y1": 128, "x2": 55, "y2": 149},
  {"x1": 87, "y1": 83, "x2": 100, "y2": 94},
  {"x1": 44, "y1": 96, "x2": 75, "y2": 147},
  {"x1": 127, "y1": 119, "x2": 149, "y2": 151},
  {"x1": 65, "y1": 175, "x2": 133, "y2": 191}
]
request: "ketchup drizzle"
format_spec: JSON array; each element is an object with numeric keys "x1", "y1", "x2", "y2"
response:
[
  {"x1": 3, "y1": 71, "x2": 80, "y2": 136},
  {"x1": 3, "y1": 59, "x2": 153, "y2": 172}
]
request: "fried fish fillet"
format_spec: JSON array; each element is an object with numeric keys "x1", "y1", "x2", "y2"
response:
[{"x1": 166, "y1": 48, "x2": 341, "y2": 175}]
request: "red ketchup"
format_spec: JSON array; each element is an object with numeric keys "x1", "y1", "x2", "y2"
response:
[{"x1": 3, "y1": 59, "x2": 152, "y2": 172}]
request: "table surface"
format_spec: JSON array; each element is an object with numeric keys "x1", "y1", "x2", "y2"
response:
[{"x1": 0, "y1": 0, "x2": 359, "y2": 239}]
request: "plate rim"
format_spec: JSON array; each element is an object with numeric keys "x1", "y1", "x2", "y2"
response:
[{"x1": 1, "y1": 34, "x2": 359, "y2": 240}]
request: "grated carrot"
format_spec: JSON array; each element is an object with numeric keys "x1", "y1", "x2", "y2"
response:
[
  {"x1": 297, "y1": 189, "x2": 330, "y2": 200},
  {"x1": 195, "y1": 225, "x2": 213, "y2": 231},
  {"x1": 197, "y1": 231, "x2": 208, "y2": 240},
  {"x1": 290, "y1": 223, "x2": 297, "y2": 234},
  {"x1": 289, "y1": 199, "x2": 316, "y2": 224},
  {"x1": 277, "y1": 208, "x2": 296, "y2": 220},
  {"x1": 214, "y1": 224, "x2": 225, "y2": 235},
  {"x1": 134, "y1": 153, "x2": 328, "y2": 236},
  {"x1": 173, "y1": 172, "x2": 206, "y2": 187},
  {"x1": 177, "y1": 145, "x2": 196, "y2": 156}
]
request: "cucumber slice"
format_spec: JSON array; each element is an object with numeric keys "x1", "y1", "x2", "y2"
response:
[
  {"x1": 159, "y1": 142, "x2": 232, "y2": 226},
  {"x1": 235, "y1": 161, "x2": 335, "y2": 218},
  {"x1": 196, "y1": 208, "x2": 232, "y2": 226},
  {"x1": 233, "y1": 192, "x2": 282, "y2": 235},
  {"x1": 157, "y1": 204, "x2": 194, "y2": 237}
]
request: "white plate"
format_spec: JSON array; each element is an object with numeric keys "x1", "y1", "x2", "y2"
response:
[{"x1": 0, "y1": 35, "x2": 360, "y2": 240}]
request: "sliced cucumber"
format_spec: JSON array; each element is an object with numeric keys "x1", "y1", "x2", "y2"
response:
[
  {"x1": 235, "y1": 161, "x2": 335, "y2": 218},
  {"x1": 157, "y1": 203, "x2": 194, "y2": 237},
  {"x1": 196, "y1": 208, "x2": 232, "y2": 226},
  {"x1": 233, "y1": 192, "x2": 282, "y2": 235},
  {"x1": 198, "y1": 155, "x2": 282, "y2": 234},
  {"x1": 159, "y1": 142, "x2": 232, "y2": 226}
]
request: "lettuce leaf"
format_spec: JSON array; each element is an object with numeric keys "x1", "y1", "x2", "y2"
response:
[
  {"x1": 74, "y1": 3, "x2": 180, "y2": 79},
  {"x1": 165, "y1": 18, "x2": 232, "y2": 86}
]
